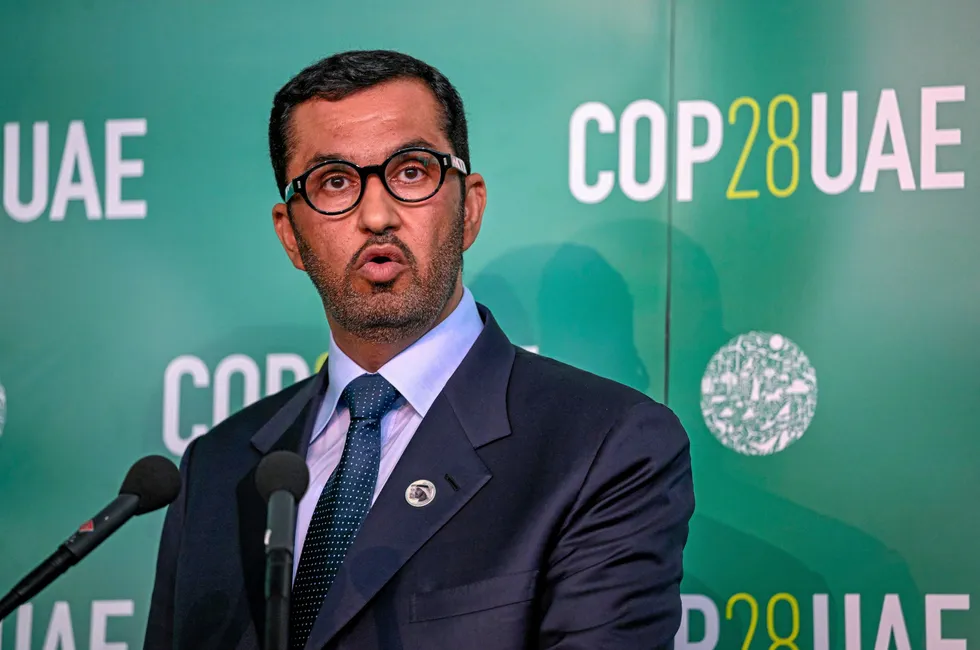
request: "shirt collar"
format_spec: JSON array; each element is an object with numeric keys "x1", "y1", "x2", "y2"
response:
[{"x1": 310, "y1": 286, "x2": 484, "y2": 444}]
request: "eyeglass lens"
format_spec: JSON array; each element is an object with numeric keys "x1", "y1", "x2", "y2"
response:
[{"x1": 305, "y1": 150, "x2": 443, "y2": 213}]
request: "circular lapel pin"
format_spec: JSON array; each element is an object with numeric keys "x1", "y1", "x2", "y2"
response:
[{"x1": 405, "y1": 480, "x2": 436, "y2": 507}]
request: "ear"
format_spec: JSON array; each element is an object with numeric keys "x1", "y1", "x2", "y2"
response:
[
  {"x1": 461, "y1": 172, "x2": 487, "y2": 252},
  {"x1": 272, "y1": 202, "x2": 307, "y2": 271}
]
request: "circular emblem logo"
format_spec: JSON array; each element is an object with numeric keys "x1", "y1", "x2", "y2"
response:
[
  {"x1": 701, "y1": 332, "x2": 817, "y2": 456},
  {"x1": 405, "y1": 480, "x2": 436, "y2": 507},
  {"x1": 0, "y1": 376, "x2": 6, "y2": 438}
]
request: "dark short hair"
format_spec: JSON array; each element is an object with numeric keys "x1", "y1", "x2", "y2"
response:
[{"x1": 268, "y1": 49, "x2": 470, "y2": 199}]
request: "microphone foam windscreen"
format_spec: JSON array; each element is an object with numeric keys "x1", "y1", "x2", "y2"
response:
[
  {"x1": 255, "y1": 450, "x2": 310, "y2": 503},
  {"x1": 120, "y1": 454, "x2": 182, "y2": 515}
]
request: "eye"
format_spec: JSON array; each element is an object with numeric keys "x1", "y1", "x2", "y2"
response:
[
  {"x1": 398, "y1": 165, "x2": 425, "y2": 182},
  {"x1": 323, "y1": 174, "x2": 351, "y2": 191},
  {"x1": 390, "y1": 158, "x2": 434, "y2": 184},
  {"x1": 389, "y1": 149, "x2": 440, "y2": 179},
  {"x1": 310, "y1": 165, "x2": 359, "y2": 195}
]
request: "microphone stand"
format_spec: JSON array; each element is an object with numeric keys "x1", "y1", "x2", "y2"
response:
[{"x1": 264, "y1": 490, "x2": 297, "y2": 650}]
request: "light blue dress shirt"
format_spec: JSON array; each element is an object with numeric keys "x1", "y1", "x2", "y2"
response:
[{"x1": 292, "y1": 286, "x2": 485, "y2": 578}]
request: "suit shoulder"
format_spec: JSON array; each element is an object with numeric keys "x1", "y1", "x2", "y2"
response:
[
  {"x1": 189, "y1": 376, "x2": 315, "y2": 457},
  {"x1": 509, "y1": 347, "x2": 664, "y2": 422},
  {"x1": 502, "y1": 348, "x2": 688, "y2": 479}
]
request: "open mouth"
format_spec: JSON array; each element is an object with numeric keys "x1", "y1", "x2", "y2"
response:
[{"x1": 355, "y1": 245, "x2": 409, "y2": 283}]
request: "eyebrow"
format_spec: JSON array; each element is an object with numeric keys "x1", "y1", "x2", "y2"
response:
[{"x1": 300, "y1": 138, "x2": 441, "y2": 171}]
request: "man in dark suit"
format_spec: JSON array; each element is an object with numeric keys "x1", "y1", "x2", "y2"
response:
[{"x1": 144, "y1": 49, "x2": 694, "y2": 650}]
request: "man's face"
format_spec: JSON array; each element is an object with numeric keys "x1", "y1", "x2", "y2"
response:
[{"x1": 272, "y1": 79, "x2": 486, "y2": 343}]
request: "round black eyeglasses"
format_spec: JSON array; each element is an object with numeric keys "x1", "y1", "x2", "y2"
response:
[{"x1": 282, "y1": 147, "x2": 469, "y2": 216}]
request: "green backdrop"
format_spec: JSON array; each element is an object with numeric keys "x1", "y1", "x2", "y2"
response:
[{"x1": 1, "y1": 1, "x2": 977, "y2": 648}]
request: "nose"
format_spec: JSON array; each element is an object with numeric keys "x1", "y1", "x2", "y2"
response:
[{"x1": 356, "y1": 174, "x2": 401, "y2": 235}]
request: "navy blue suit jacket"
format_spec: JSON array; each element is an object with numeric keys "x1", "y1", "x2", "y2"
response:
[{"x1": 144, "y1": 305, "x2": 694, "y2": 649}]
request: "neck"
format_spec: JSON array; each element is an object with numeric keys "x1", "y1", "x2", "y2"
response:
[{"x1": 328, "y1": 283, "x2": 464, "y2": 373}]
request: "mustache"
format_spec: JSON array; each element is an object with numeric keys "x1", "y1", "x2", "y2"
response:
[{"x1": 346, "y1": 234, "x2": 417, "y2": 272}]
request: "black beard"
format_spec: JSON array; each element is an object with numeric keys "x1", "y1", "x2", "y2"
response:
[{"x1": 294, "y1": 205, "x2": 465, "y2": 344}]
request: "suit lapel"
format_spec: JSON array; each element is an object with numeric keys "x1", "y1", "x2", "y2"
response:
[
  {"x1": 304, "y1": 306, "x2": 516, "y2": 650},
  {"x1": 237, "y1": 366, "x2": 328, "y2": 643},
  {"x1": 304, "y1": 394, "x2": 490, "y2": 650}
]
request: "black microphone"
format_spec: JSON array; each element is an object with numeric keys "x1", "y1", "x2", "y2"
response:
[
  {"x1": 255, "y1": 450, "x2": 309, "y2": 650},
  {"x1": 0, "y1": 454, "x2": 181, "y2": 622}
]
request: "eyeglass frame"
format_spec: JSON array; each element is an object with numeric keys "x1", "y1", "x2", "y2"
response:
[{"x1": 281, "y1": 146, "x2": 469, "y2": 216}]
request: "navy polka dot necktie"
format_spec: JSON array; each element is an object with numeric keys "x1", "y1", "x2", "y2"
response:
[{"x1": 289, "y1": 373, "x2": 400, "y2": 650}]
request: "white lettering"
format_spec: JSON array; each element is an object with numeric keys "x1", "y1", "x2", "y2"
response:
[
  {"x1": 14, "y1": 603, "x2": 33, "y2": 650},
  {"x1": 3, "y1": 122, "x2": 49, "y2": 222},
  {"x1": 41, "y1": 602, "x2": 75, "y2": 650},
  {"x1": 50, "y1": 121, "x2": 102, "y2": 220},
  {"x1": 845, "y1": 594, "x2": 861, "y2": 650},
  {"x1": 89, "y1": 600, "x2": 133, "y2": 650},
  {"x1": 811, "y1": 91, "x2": 858, "y2": 194},
  {"x1": 925, "y1": 594, "x2": 969, "y2": 650},
  {"x1": 618, "y1": 99, "x2": 668, "y2": 201},
  {"x1": 212, "y1": 354, "x2": 261, "y2": 428},
  {"x1": 674, "y1": 594, "x2": 719, "y2": 650},
  {"x1": 265, "y1": 353, "x2": 311, "y2": 395},
  {"x1": 569, "y1": 102, "x2": 616, "y2": 204},
  {"x1": 105, "y1": 119, "x2": 147, "y2": 219},
  {"x1": 874, "y1": 594, "x2": 911, "y2": 650},
  {"x1": 920, "y1": 86, "x2": 965, "y2": 190},
  {"x1": 163, "y1": 355, "x2": 210, "y2": 456},
  {"x1": 676, "y1": 100, "x2": 723, "y2": 202},
  {"x1": 860, "y1": 90, "x2": 916, "y2": 192},
  {"x1": 813, "y1": 594, "x2": 829, "y2": 650}
]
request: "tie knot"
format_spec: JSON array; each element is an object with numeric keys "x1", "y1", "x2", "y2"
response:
[{"x1": 342, "y1": 374, "x2": 400, "y2": 421}]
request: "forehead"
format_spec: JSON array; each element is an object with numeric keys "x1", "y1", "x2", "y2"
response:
[{"x1": 287, "y1": 78, "x2": 450, "y2": 175}]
